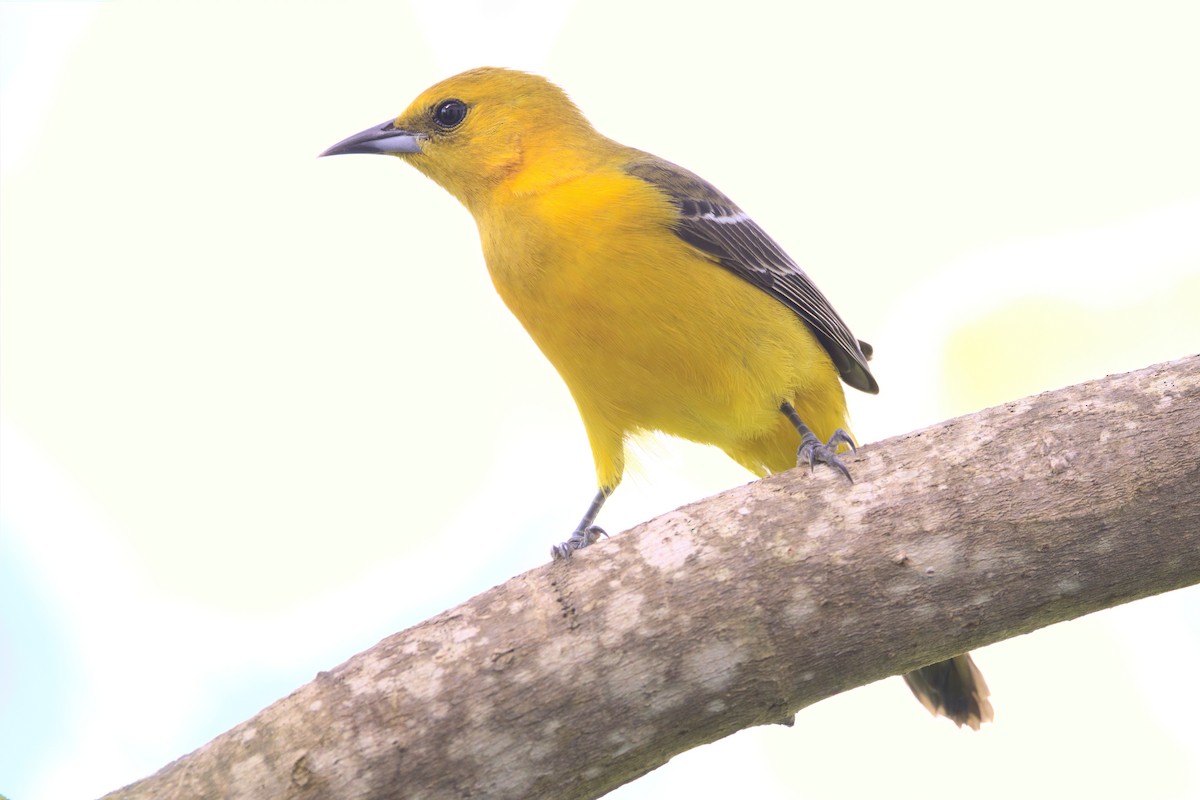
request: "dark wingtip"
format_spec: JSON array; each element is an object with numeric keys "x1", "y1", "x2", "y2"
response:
[{"x1": 842, "y1": 361, "x2": 880, "y2": 395}]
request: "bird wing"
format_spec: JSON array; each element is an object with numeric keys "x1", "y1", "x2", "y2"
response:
[{"x1": 624, "y1": 155, "x2": 878, "y2": 395}]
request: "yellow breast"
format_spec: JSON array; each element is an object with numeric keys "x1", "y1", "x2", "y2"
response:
[{"x1": 476, "y1": 167, "x2": 848, "y2": 483}]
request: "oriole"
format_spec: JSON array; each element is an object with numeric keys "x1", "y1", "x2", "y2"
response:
[{"x1": 321, "y1": 67, "x2": 992, "y2": 729}]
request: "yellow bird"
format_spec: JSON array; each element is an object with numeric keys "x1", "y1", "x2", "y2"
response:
[{"x1": 321, "y1": 67, "x2": 992, "y2": 729}]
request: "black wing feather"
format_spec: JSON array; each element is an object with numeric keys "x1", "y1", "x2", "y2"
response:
[{"x1": 625, "y1": 156, "x2": 878, "y2": 395}]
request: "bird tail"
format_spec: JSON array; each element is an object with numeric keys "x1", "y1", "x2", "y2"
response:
[{"x1": 903, "y1": 654, "x2": 993, "y2": 730}]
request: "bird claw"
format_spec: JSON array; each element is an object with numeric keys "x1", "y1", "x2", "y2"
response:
[
  {"x1": 797, "y1": 427, "x2": 856, "y2": 483},
  {"x1": 550, "y1": 525, "x2": 609, "y2": 560}
]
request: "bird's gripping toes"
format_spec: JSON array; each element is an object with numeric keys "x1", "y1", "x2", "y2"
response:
[
  {"x1": 551, "y1": 489, "x2": 610, "y2": 561},
  {"x1": 781, "y1": 401, "x2": 857, "y2": 483}
]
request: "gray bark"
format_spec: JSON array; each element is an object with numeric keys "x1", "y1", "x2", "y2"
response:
[{"x1": 101, "y1": 355, "x2": 1200, "y2": 800}]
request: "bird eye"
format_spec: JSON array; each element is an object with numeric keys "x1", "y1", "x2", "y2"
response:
[{"x1": 432, "y1": 99, "x2": 468, "y2": 129}]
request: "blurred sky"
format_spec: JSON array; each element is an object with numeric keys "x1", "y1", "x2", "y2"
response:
[{"x1": 2, "y1": 1, "x2": 1198, "y2": 798}]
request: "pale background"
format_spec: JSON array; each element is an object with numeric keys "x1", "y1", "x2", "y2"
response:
[{"x1": 2, "y1": 1, "x2": 1198, "y2": 798}]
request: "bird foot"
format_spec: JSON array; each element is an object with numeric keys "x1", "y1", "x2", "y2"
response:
[
  {"x1": 551, "y1": 526, "x2": 608, "y2": 561},
  {"x1": 797, "y1": 428, "x2": 856, "y2": 482}
]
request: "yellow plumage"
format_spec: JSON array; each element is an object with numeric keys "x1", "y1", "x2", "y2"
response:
[
  {"x1": 332, "y1": 68, "x2": 858, "y2": 493},
  {"x1": 321, "y1": 66, "x2": 994, "y2": 730},
  {"x1": 484, "y1": 167, "x2": 848, "y2": 487}
]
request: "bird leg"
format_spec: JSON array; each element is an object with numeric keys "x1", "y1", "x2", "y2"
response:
[
  {"x1": 551, "y1": 488, "x2": 612, "y2": 560},
  {"x1": 780, "y1": 401, "x2": 856, "y2": 482}
]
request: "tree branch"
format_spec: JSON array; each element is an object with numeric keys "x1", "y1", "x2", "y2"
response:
[{"x1": 102, "y1": 355, "x2": 1200, "y2": 800}]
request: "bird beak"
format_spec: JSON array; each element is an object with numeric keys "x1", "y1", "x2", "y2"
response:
[{"x1": 319, "y1": 119, "x2": 425, "y2": 157}]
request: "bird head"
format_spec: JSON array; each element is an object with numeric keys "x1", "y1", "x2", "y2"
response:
[{"x1": 321, "y1": 67, "x2": 600, "y2": 211}]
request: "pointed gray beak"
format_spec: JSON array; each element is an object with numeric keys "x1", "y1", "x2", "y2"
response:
[{"x1": 319, "y1": 119, "x2": 425, "y2": 157}]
